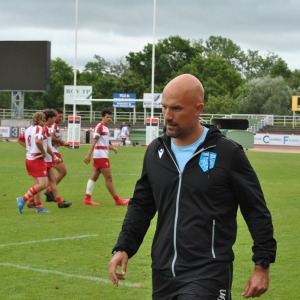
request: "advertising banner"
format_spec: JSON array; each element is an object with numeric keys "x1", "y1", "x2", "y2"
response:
[
  {"x1": 254, "y1": 133, "x2": 300, "y2": 146},
  {"x1": 146, "y1": 118, "x2": 159, "y2": 146},
  {"x1": 0, "y1": 127, "x2": 11, "y2": 137},
  {"x1": 292, "y1": 95, "x2": 300, "y2": 111},
  {"x1": 68, "y1": 116, "x2": 81, "y2": 148},
  {"x1": 64, "y1": 86, "x2": 92, "y2": 105},
  {"x1": 113, "y1": 93, "x2": 136, "y2": 108},
  {"x1": 143, "y1": 93, "x2": 162, "y2": 108}
]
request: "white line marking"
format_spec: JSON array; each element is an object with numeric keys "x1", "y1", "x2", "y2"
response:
[
  {"x1": 0, "y1": 263, "x2": 141, "y2": 287},
  {"x1": 71, "y1": 173, "x2": 140, "y2": 177},
  {"x1": 0, "y1": 234, "x2": 98, "y2": 248}
]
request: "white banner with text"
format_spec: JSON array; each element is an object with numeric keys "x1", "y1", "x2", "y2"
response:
[{"x1": 254, "y1": 133, "x2": 300, "y2": 146}]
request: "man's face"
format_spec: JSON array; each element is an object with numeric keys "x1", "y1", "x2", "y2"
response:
[
  {"x1": 162, "y1": 95, "x2": 201, "y2": 140},
  {"x1": 102, "y1": 114, "x2": 112, "y2": 126},
  {"x1": 56, "y1": 113, "x2": 63, "y2": 124},
  {"x1": 47, "y1": 116, "x2": 57, "y2": 126}
]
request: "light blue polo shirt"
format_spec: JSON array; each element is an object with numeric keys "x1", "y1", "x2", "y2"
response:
[{"x1": 171, "y1": 127, "x2": 208, "y2": 172}]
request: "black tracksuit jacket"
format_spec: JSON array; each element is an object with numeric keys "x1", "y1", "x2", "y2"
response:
[{"x1": 113, "y1": 125, "x2": 276, "y2": 277}]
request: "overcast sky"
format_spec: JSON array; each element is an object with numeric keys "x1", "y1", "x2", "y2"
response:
[{"x1": 1, "y1": 0, "x2": 299, "y2": 72}]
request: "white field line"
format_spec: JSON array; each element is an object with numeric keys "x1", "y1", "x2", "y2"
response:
[
  {"x1": 0, "y1": 234, "x2": 98, "y2": 248},
  {"x1": 70, "y1": 173, "x2": 140, "y2": 177},
  {"x1": 0, "y1": 262, "x2": 141, "y2": 287}
]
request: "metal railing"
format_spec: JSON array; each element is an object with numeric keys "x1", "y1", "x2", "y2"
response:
[{"x1": 1, "y1": 108, "x2": 300, "y2": 127}]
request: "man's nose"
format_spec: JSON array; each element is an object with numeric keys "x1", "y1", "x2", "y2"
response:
[{"x1": 163, "y1": 109, "x2": 172, "y2": 120}]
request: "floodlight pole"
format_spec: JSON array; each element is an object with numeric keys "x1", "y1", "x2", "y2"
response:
[
  {"x1": 150, "y1": 0, "x2": 157, "y2": 118},
  {"x1": 72, "y1": 0, "x2": 79, "y2": 149}
]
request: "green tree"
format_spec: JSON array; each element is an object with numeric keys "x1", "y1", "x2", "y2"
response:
[
  {"x1": 109, "y1": 56, "x2": 129, "y2": 78},
  {"x1": 0, "y1": 92, "x2": 11, "y2": 109},
  {"x1": 83, "y1": 54, "x2": 110, "y2": 76},
  {"x1": 170, "y1": 54, "x2": 205, "y2": 81},
  {"x1": 126, "y1": 44, "x2": 152, "y2": 87},
  {"x1": 241, "y1": 50, "x2": 280, "y2": 79},
  {"x1": 77, "y1": 71, "x2": 99, "y2": 86},
  {"x1": 127, "y1": 36, "x2": 198, "y2": 90},
  {"x1": 114, "y1": 72, "x2": 147, "y2": 111},
  {"x1": 270, "y1": 59, "x2": 292, "y2": 80},
  {"x1": 201, "y1": 55, "x2": 244, "y2": 98},
  {"x1": 202, "y1": 36, "x2": 245, "y2": 73},
  {"x1": 91, "y1": 76, "x2": 117, "y2": 111},
  {"x1": 289, "y1": 69, "x2": 300, "y2": 90},
  {"x1": 204, "y1": 94, "x2": 238, "y2": 114},
  {"x1": 238, "y1": 76, "x2": 292, "y2": 115},
  {"x1": 156, "y1": 36, "x2": 198, "y2": 83}
]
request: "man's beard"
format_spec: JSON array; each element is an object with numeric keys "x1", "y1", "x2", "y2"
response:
[{"x1": 165, "y1": 119, "x2": 195, "y2": 139}]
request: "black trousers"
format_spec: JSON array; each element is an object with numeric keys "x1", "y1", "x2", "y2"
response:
[{"x1": 152, "y1": 262, "x2": 233, "y2": 300}]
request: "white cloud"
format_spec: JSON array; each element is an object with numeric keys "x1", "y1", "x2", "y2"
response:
[{"x1": 0, "y1": 0, "x2": 299, "y2": 71}]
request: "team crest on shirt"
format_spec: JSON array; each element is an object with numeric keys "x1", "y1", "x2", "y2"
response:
[{"x1": 199, "y1": 151, "x2": 217, "y2": 172}]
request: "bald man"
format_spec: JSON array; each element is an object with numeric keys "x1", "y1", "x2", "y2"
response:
[{"x1": 109, "y1": 74, "x2": 276, "y2": 299}]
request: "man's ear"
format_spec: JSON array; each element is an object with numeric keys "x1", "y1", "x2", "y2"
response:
[{"x1": 196, "y1": 102, "x2": 204, "y2": 115}]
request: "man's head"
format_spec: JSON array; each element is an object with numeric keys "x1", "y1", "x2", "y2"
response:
[
  {"x1": 43, "y1": 109, "x2": 58, "y2": 126},
  {"x1": 162, "y1": 74, "x2": 205, "y2": 145},
  {"x1": 54, "y1": 108, "x2": 63, "y2": 124},
  {"x1": 32, "y1": 112, "x2": 45, "y2": 126},
  {"x1": 101, "y1": 108, "x2": 113, "y2": 126}
]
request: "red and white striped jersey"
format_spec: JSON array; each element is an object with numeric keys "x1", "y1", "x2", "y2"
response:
[
  {"x1": 19, "y1": 125, "x2": 48, "y2": 160},
  {"x1": 51, "y1": 122, "x2": 61, "y2": 152},
  {"x1": 93, "y1": 122, "x2": 110, "y2": 159},
  {"x1": 44, "y1": 126, "x2": 53, "y2": 163}
]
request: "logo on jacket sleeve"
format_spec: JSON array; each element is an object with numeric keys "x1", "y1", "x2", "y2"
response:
[
  {"x1": 199, "y1": 151, "x2": 217, "y2": 172},
  {"x1": 158, "y1": 149, "x2": 164, "y2": 158}
]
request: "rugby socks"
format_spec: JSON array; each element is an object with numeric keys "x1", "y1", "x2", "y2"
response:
[
  {"x1": 27, "y1": 198, "x2": 35, "y2": 205},
  {"x1": 35, "y1": 201, "x2": 43, "y2": 209},
  {"x1": 23, "y1": 186, "x2": 37, "y2": 202},
  {"x1": 56, "y1": 196, "x2": 63, "y2": 204},
  {"x1": 86, "y1": 179, "x2": 95, "y2": 195}
]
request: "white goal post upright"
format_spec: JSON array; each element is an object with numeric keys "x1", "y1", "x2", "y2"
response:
[{"x1": 149, "y1": 0, "x2": 158, "y2": 146}]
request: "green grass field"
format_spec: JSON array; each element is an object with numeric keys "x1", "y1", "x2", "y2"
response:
[{"x1": 0, "y1": 142, "x2": 299, "y2": 299}]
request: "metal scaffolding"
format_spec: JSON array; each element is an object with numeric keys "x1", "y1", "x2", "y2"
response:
[{"x1": 11, "y1": 91, "x2": 24, "y2": 119}]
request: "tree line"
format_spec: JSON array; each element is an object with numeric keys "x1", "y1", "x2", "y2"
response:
[{"x1": 1, "y1": 35, "x2": 299, "y2": 116}]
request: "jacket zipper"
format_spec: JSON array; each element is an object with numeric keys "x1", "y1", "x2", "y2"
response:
[
  {"x1": 171, "y1": 172, "x2": 182, "y2": 277},
  {"x1": 162, "y1": 141, "x2": 217, "y2": 277},
  {"x1": 212, "y1": 219, "x2": 216, "y2": 258}
]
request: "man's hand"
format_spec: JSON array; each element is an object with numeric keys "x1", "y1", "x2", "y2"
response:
[
  {"x1": 53, "y1": 155, "x2": 60, "y2": 164},
  {"x1": 108, "y1": 251, "x2": 128, "y2": 287},
  {"x1": 242, "y1": 266, "x2": 270, "y2": 298},
  {"x1": 84, "y1": 155, "x2": 91, "y2": 164}
]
